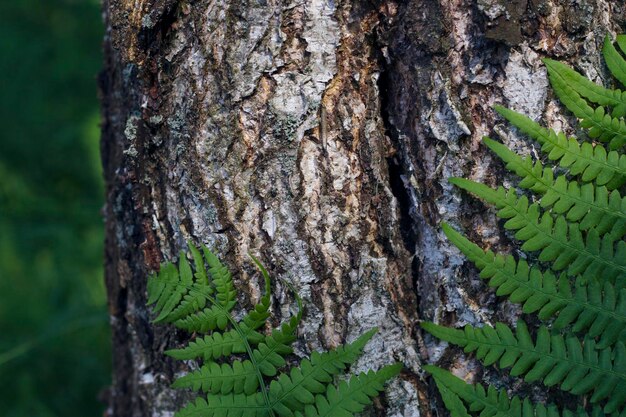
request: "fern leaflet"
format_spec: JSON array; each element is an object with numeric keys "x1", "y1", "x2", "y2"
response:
[
  {"x1": 167, "y1": 262, "x2": 271, "y2": 361},
  {"x1": 603, "y1": 35, "x2": 626, "y2": 87}
]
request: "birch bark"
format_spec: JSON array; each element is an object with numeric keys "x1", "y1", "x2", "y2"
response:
[{"x1": 100, "y1": 1, "x2": 625, "y2": 415}]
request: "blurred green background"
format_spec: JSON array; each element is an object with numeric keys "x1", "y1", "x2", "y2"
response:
[{"x1": 0, "y1": 0, "x2": 111, "y2": 415}]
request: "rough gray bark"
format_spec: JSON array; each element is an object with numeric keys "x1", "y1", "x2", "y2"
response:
[{"x1": 100, "y1": 1, "x2": 625, "y2": 416}]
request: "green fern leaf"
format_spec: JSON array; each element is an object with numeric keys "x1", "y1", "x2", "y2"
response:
[
  {"x1": 167, "y1": 251, "x2": 205, "y2": 320},
  {"x1": 252, "y1": 316, "x2": 302, "y2": 378},
  {"x1": 536, "y1": 59, "x2": 626, "y2": 111},
  {"x1": 544, "y1": 57, "x2": 626, "y2": 149},
  {"x1": 294, "y1": 364, "x2": 402, "y2": 417},
  {"x1": 618, "y1": 35, "x2": 626, "y2": 56},
  {"x1": 431, "y1": 377, "x2": 472, "y2": 417},
  {"x1": 148, "y1": 245, "x2": 399, "y2": 417},
  {"x1": 268, "y1": 329, "x2": 378, "y2": 413},
  {"x1": 146, "y1": 243, "x2": 237, "y2": 327},
  {"x1": 482, "y1": 137, "x2": 626, "y2": 237},
  {"x1": 421, "y1": 321, "x2": 626, "y2": 412},
  {"x1": 174, "y1": 304, "x2": 233, "y2": 332},
  {"x1": 449, "y1": 178, "x2": 626, "y2": 286},
  {"x1": 167, "y1": 267, "x2": 272, "y2": 361},
  {"x1": 424, "y1": 365, "x2": 610, "y2": 417},
  {"x1": 147, "y1": 253, "x2": 211, "y2": 324},
  {"x1": 175, "y1": 392, "x2": 269, "y2": 417},
  {"x1": 173, "y1": 360, "x2": 261, "y2": 395},
  {"x1": 442, "y1": 223, "x2": 626, "y2": 348},
  {"x1": 189, "y1": 242, "x2": 210, "y2": 284},
  {"x1": 173, "y1": 285, "x2": 302, "y2": 395},
  {"x1": 202, "y1": 245, "x2": 237, "y2": 309},
  {"x1": 166, "y1": 327, "x2": 263, "y2": 361},
  {"x1": 603, "y1": 35, "x2": 626, "y2": 87},
  {"x1": 494, "y1": 106, "x2": 626, "y2": 189},
  {"x1": 146, "y1": 262, "x2": 177, "y2": 310},
  {"x1": 552, "y1": 280, "x2": 626, "y2": 348},
  {"x1": 615, "y1": 34, "x2": 626, "y2": 54},
  {"x1": 169, "y1": 326, "x2": 398, "y2": 417},
  {"x1": 430, "y1": 33, "x2": 626, "y2": 417}
]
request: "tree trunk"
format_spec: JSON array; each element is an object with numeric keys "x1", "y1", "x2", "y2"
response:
[{"x1": 99, "y1": 1, "x2": 625, "y2": 416}]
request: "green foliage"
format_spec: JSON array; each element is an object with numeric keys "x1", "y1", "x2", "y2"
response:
[
  {"x1": 494, "y1": 106, "x2": 626, "y2": 189},
  {"x1": 424, "y1": 365, "x2": 609, "y2": 417},
  {"x1": 422, "y1": 321, "x2": 626, "y2": 412},
  {"x1": 422, "y1": 36, "x2": 626, "y2": 417},
  {"x1": 480, "y1": 137, "x2": 626, "y2": 237},
  {"x1": 449, "y1": 176, "x2": 626, "y2": 286},
  {"x1": 148, "y1": 243, "x2": 401, "y2": 417},
  {"x1": 544, "y1": 56, "x2": 626, "y2": 149},
  {"x1": 442, "y1": 224, "x2": 626, "y2": 349},
  {"x1": 0, "y1": 0, "x2": 108, "y2": 415}
]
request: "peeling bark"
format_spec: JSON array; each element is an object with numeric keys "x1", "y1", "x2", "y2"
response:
[{"x1": 100, "y1": 1, "x2": 625, "y2": 416}]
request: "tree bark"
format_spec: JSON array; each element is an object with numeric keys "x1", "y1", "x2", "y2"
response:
[{"x1": 100, "y1": 1, "x2": 625, "y2": 416}]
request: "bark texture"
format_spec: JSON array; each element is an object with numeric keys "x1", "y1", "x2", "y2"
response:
[{"x1": 100, "y1": 1, "x2": 625, "y2": 416}]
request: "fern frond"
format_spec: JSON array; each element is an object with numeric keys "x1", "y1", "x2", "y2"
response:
[
  {"x1": 482, "y1": 137, "x2": 626, "y2": 237},
  {"x1": 175, "y1": 393, "x2": 268, "y2": 417},
  {"x1": 268, "y1": 329, "x2": 378, "y2": 413},
  {"x1": 450, "y1": 178, "x2": 626, "y2": 286},
  {"x1": 174, "y1": 286, "x2": 302, "y2": 396},
  {"x1": 148, "y1": 245, "x2": 399, "y2": 417},
  {"x1": 173, "y1": 360, "x2": 261, "y2": 395},
  {"x1": 431, "y1": 375, "x2": 472, "y2": 417},
  {"x1": 494, "y1": 106, "x2": 626, "y2": 189},
  {"x1": 544, "y1": 58, "x2": 626, "y2": 149},
  {"x1": 146, "y1": 242, "x2": 237, "y2": 327},
  {"x1": 202, "y1": 245, "x2": 237, "y2": 309},
  {"x1": 176, "y1": 364, "x2": 402, "y2": 417},
  {"x1": 166, "y1": 266, "x2": 272, "y2": 361},
  {"x1": 442, "y1": 223, "x2": 626, "y2": 348},
  {"x1": 421, "y1": 321, "x2": 626, "y2": 412},
  {"x1": 174, "y1": 304, "x2": 233, "y2": 332},
  {"x1": 166, "y1": 327, "x2": 263, "y2": 361},
  {"x1": 148, "y1": 245, "x2": 275, "y2": 413},
  {"x1": 170, "y1": 329, "x2": 399, "y2": 417},
  {"x1": 424, "y1": 365, "x2": 610, "y2": 417},
  {"x1": 294, "y1": 364, "x2": 403, "y2": 417},
  {"x1": 536, "y1": 59, "x2": 626, "y2": 111},
  {"x1": 431, "y1": 35, "x2": 626, "y2": 417},
  {"x1": 147, "y1": 251, "x2": 211, "y2": 324},
  {"x1": 603, "y1": 36, "x2": 626, "y2": 87}
]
